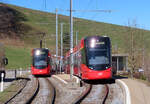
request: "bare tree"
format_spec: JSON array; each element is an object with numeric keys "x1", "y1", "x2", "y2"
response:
[{"x1": 123, "y1": 20, "x2": 145, "y2": 77}]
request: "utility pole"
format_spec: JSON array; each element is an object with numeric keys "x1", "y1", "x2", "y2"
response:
[
  {"x1": 57, "y1": 1, "x2": 111, "y2": 79},
  {"x1": 43, "y1": 33, "x2": 46, "y2": 48},
  {"x1": 60, "y1": 23, "x2": 64, "y2": 73},
  {"x1": 131, "y1": 27, "x2": 134, "y2": 78},
  {"x1": 70, "y1": 0, "x2": 74, "y2": 80},
  {"x1": 40, "y1": 40, "x2": 42, "y2": 48},
  {"x1": 56, "y1": 8, "x2": 58, "y2": 72},
  {"x1": 76, "y1": 31, "x2": 78, "y2": 45},
  {"x1": 39, "y1": 32, "x2": 45, "y2": 48}
]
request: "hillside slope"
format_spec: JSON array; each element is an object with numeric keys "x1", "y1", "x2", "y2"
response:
[
  {"x1": 1, "y1": 3, "x2": 150, "y2": 51},
  {"x1": 0, "y1": 3, "x2": 150, "y2": 69}
]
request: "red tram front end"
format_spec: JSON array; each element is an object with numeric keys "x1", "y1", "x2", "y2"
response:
[
  {"x1": 31, "y1": 48, "x2": 51, "y2": 76},
  {"x1": 79, "y1": 36, "x2": 112, "y2": 80},
  {"x1": 64, "y1": 36, "x2": 112, "y2": 80}
]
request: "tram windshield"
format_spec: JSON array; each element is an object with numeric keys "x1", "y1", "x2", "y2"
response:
[
  {"x1": 88, "y1": 48, "x2": 109, "y2": 65},
  {"x1": 86, "y1": 37, "x2": 111, "y2": 70},
  {"x1": 33, "y1": 49, "x2": 48, "y2": 69}
]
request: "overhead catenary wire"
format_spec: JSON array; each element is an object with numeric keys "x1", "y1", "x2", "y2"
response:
[
  {"x1": 42, "y1": 0, "x2": 47, "y2": 11},
  {"x1": 73, "y1": 0, "x2": 92, "y2": 36},
  {"x1": 58, "y1": 9, "x2": 112, "y2": 13},
  {"x1": 74, "y1": 0, "x2": 92, "y2": 19},
  {"x1": 83, "y1": 0, "x2": 93, "y2": 15}
]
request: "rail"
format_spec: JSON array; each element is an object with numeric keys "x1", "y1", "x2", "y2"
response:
[
  {"x1": 4, "y1": 78, "x2": 28, "y2": 104},
  {"x1": 25, "y1": 78, "x2": 40, "y2": 104},
  {"x1": 102, "y1": 84, "x2": 109, "y2": 104},
  {"x1": 46, "y1": 78, "x2": 56, "y2": 104},
  {"x1": 72, "y1": 84, "x2": 92, "y2": 104}
]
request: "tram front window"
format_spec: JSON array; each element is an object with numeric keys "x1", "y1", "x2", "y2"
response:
[
  {"x1": 33, "y1": 55, "x2": 47, "y2": 69},
  {"x1": 88, "y1": 49, "x2": 109, "y2": 65},
  {"x1": 87, "y1": 48, "x2": 110, "y2": 70},
  {"x1": 84, "y1": 37, "x2": 111, "y2": 70}
]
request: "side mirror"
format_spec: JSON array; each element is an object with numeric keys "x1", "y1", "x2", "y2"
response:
[{"x1": 3, "y1": 58, "x2": 8, "y2": 65}]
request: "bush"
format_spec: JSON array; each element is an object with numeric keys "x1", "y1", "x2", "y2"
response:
[
  {"x1": 140, "y1": 74, "x2": 146, "y2": 80},
  {"x1": 133, "y1": 72, "x2": 146, "y2": 80}
]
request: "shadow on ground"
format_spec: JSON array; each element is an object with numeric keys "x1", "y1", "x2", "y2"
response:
[
  {"x1": 16, "y1": 77, "x2": 30, "y2": 81},
  {"x1": 84, "y1": 79, "x2": 115, "y2": 85},
  {"x1": 3, "y1": 78, "x2": 16, "y2": 82},
  {"x1": 83, "y1": 75, "x2": 128, "y2": 85},
  {"x1": 113, "y1": 75, "x2": 128, "y2": 79},
  {"x1": 0, "y1": 77, "x2": 30, "y2": 82}
]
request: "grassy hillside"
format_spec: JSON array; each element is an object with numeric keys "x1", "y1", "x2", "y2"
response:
[
  {"x1": 6, "y1": 3, "x2": 150, "y2": 50},
  {"x1": 5, "y1": 46, "x2": 31, "y2": 69},
  {"x1": 1, "y1": 3, "x2": 150, "y2": 69}
]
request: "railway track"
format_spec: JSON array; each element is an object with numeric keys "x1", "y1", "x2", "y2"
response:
[
  {"x1": 25, "y1": 78, "x2": 40, "y2": 104},
  {"x1": 102, "y1": 84, "x2": 109, "y2": 104},
  {"x1": 4, "y1": 76, "x2": 56, "y2": 104},
  {"x1": 4, "y1": 78, "x2": 29, "y2": 104},
  {"x1": 29, "y1": 78, "x2": 56, "y2": 104},
  {"x1": 73, "y1": 84, "x2": 92, "y2": 104},
  {"x1": 4, "y1": 76, "x2": 39, "y2": 104},
  {"x1": 73, "y1": 84, "x2": 109, "y2": 104},
  {"x1": 45, "y1": 78, "x2": 56, "y2": 104}
]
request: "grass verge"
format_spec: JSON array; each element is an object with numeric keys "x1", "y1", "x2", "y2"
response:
[
  {"x1": 0, "y1": 74, "x2": 29, "y2": 103},
  {"x1": 0, "y1": 80, "x2": 22, "y2": 103},
  {"x1": 5, "y1": 46, "x2": 31, "y2": 69}
]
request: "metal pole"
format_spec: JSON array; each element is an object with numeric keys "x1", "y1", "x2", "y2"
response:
[
  {"x1": 56, "y1": 8, "x2": 58, "y2": 71},
  {"x1": 126, "y1": 56, "x2": 128, "y2": 71},
  {"x1": 40, "y1": 40, "x2": 42, "y2": 48},
  {"x1": 117, "y1": 57, "x2": 119, "y2": 74},
  {"x1": 15, "y1": 70, "x2": 17, "y2": 79},
  {"x1": 76, "y1": 31, "x2": 78, "y2": 45},
  {"x1": 142, "y1": 48, "x2": 144, "y2": 69},
  {"x1": 44, "y1": 35, "x2": 46, "y2": 48},
  {"x1": 20, "y1": 68, "x2": 22, "y2": 76},
  {"x1": 70, "y1": 0, "x2": 74, "y2": 80},
  {"x1": 60, "y1": 23, "x2": 64, "y2": 73},
  {"x1": 42, "y1": 33, "x2": 46, "y2": 48},
  {"x1": 0, "y1": 73, "x2": 4, "y2": 92}
]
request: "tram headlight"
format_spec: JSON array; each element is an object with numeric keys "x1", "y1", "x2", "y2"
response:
[
  {"x1": 90, "y1": 39, "x2": 96, "y2": 48},
  {"x1": 35, "y1": 50, "x2": 41, "y2": 56}
]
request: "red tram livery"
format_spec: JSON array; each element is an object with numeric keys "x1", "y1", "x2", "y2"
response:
[
  {"x1": 31, "y1": 48, "x2": 51, "y2": 76},
  {"x1": 64, "y1": 36, "x2": 112, "y2": 80}
]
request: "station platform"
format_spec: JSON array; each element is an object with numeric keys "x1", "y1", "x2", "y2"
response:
[
  {"x1": 53, "y1": 74, "x2": 150, "y2": 104},
  {"x1": 122, "y1": 78, "x2": 150, "y2": 104},
  {"x1": 55, "y1": 74, "x2": 70, "y2": 80}
]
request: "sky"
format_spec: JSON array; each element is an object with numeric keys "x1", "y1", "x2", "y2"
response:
[{"x1": 1, "y1": 0, "x2": 150, "y2": 30}]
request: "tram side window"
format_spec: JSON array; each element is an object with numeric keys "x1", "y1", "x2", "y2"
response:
[
  {"x1": 49, "y1": 58, "x2": 52, "y2": 66},
  {"x1": 81, "y1": 48, "x2": 86, "y2": 64},
  {"x1": 32, "y1": 57, "x2": 34, "y2": 65},
  {"x1": 77, "y1": 51, "x2": 81, "y2": 67},
  {"x1": 65, "y1": 58, "x2": 67, "y2": 65},
  {"x1": 73, "y1": 53, "x2": 76, "y2": 65},
  {"x1": 67, "y1": 57, "x2": 70, "y2": 65}
]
